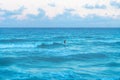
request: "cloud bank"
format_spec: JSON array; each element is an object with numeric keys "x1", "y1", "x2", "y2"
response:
[{"x1": 0, "y1": 0, "x2": 120, "y2": 20}]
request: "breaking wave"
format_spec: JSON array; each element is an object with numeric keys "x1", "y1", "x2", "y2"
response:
[{"x1": 37, "y1": 43, "x2": 65, "y2": 49}]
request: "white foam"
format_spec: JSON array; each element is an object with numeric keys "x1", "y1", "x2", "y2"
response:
[{"x1": 0, "y1": 44, "x2": 35, "y2": 48}]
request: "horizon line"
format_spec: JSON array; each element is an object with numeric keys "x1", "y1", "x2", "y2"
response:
[{"x1": 0, "y1": 27, "x2": 120, "y2": 29}]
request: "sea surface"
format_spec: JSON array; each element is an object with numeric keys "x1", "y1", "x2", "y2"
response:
[{"x1": 0, "y1": 28, "x2": 120, "y2": 80}]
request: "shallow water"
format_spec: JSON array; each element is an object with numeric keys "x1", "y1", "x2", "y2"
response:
[{"x1": 0, "y1": 28, "x2": 120, "y2": 80}]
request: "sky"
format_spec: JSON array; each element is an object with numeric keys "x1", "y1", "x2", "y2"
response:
[{"x1": 0, "y1": 0, "x2": 120, "y2": 28}]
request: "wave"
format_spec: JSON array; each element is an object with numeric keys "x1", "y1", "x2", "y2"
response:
[
  {"x1": 105, "y1": 62, "x2": 120, "y2": 67},
  {"x1": 0, "y1": 57, "x2": 15, "y2": 67},
  {"x1": 52, "y1": 36, "x2": 69, "y2": 39},
  {"x1": 92, "y1": 41, "x2": 120, "y2": 47},
  {"x1": 0, "y1": 53, "x2": 107, "y2": 67},
  {"x1": 13, "y1": 53, "x2": 107, "y2": 63},
  {"x1": 0, "y1": 67, "x2": 101, "y2": 80},
  {"x1": 0, "y1": 44, "x2": 35, "y2": 48},
  {"x1": 0, "y1": 42, "x2": 66, "y2": 49},
  {"x1": 79, "y1": 36, "x2": 112, "y2": 40},
  {"x1": 91, "y1": 62, "x2": 120, "y2": 68},
  {"x1": 37, "y1": 43, "x2": 65, "y2": 49},
  {"x1": 0, "y1": 39, "x2": 40, "y2": 43},
  {"x1": 0, "y1": 39, "x2": 29, "y2": 43}
]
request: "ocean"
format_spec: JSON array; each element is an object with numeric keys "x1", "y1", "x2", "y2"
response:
[{"x1": 0, "y1": 28, "x2": 120, "y2": 80}]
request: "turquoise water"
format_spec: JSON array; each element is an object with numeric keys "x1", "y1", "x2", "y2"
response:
[{"x1": 0, "y1": 28, "x2": 120, "y2": 80}]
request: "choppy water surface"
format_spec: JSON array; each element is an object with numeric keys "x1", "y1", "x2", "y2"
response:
[{"x1": 0, "y1": 28, "x2": 120, "y2": 80}]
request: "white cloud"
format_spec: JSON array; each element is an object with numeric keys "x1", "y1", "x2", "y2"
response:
[{"x1": 0, "y1": 0, "x2": 120, "y2": 20}]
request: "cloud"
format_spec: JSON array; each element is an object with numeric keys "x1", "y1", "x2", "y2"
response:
[{"x1": 0, "y1": 0, "x2": 120, "y2": 20}]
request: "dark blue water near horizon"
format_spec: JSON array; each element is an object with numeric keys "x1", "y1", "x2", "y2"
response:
[{"x1": 0, "y1": 28, "x2": 120, "y2": 80}]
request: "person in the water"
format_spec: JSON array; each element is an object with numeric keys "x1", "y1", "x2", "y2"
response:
[{"x1": 64, "y1": 40, "x2": 66, "y2": 44}]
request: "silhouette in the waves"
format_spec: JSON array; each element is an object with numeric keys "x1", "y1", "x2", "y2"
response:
[{"x1": 64, "y1": 40, "x2": 66, "y2": 44}]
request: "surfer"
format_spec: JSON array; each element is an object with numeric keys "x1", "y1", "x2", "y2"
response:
[{"x1": 64, "y1": 40, "x2": 66, "y2": 44}]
